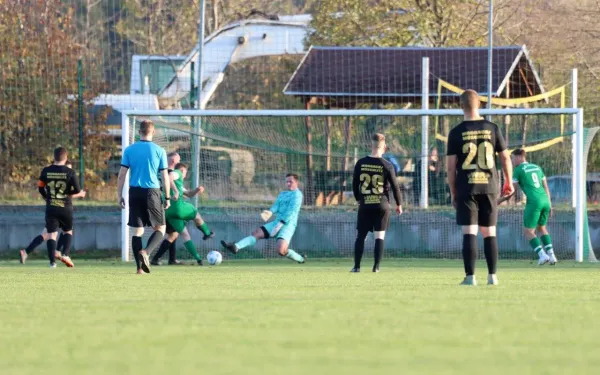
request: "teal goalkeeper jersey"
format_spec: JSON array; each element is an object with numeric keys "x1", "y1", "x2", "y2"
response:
[
  {"x1": 512, "y1": 162, "x2": 549, "y2": 205},
  {"x1": 269, "y1": 189, "x2": 303, "y2": 227}
]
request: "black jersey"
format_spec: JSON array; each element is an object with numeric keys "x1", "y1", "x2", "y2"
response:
[
  {"x1": 38, "y1": 164, "x2": 81, "y2": 209},
  {"x1": 352, "y1": 156, "x2": 402, "y2": 209},
  {"x1": 447, "y1": 119, "x2": 507, "y2": 195}
]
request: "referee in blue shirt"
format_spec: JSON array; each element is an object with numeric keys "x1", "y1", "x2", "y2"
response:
[{"x1": 117, "y1": 120, "x2": 171, "y2": 274}]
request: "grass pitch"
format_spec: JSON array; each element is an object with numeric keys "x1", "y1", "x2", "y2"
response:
[{"x1": 1, "y1": 259, "x2": 599, "y2": 375}]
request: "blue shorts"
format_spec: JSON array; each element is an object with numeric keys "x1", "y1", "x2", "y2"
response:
[{"x1": 261, "y1": 220, "x2": 296, "y2": 243}]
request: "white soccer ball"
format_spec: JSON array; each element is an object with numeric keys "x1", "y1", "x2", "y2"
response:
[{"x1": 207, "y1": 250, "x2": 223, "y2": 265}]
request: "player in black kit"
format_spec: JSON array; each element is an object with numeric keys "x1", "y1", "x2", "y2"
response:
[
  {"x1": 351, "y1": 133, "x2": 403, "y2": 273},
  {"x1": 23, "y1": 147, "x2": 85, "y2": 267},
  {"x1": 447, "y1": 90, "x2": 514, "y2": 286}
]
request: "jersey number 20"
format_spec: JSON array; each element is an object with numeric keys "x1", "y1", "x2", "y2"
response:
[
  {"x1": 462, "y1": 141, "x2": 494, "y2": 170},
  {"x1": 360, "y1": 173, "x2": 383, "y2": 194}
]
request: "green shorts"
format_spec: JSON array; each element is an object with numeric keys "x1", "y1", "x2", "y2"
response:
[
  {"x1": 523, "y1": 201, "x2": 551, "y2": 229},
  {"x1": 165, "y1": 202, "x2": 197, "y2": 233}
]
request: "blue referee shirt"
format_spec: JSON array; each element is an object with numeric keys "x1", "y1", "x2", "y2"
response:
[{"x1": 121, "y1": 140, "x2": 168, "y2": 189}]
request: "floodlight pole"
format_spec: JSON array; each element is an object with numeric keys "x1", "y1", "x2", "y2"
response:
[
  {"x1": 192, "y1": 0, "x2": 207, "y2": 207},
  {"x1": 487, "y1": 0, "x2": 493, "y2": 121}
]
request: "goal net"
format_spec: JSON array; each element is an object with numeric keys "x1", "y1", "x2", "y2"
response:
[{"x1": 120, "y1": 109, "x2": 595, "y2": 263}]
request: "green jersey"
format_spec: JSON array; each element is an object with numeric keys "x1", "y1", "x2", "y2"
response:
[
  {"x1": 171, "y1": 169, "x2": 185, "y2": 203},
  {"x1": 513, "y1": 162, "x2": 549, "y2": 205}
]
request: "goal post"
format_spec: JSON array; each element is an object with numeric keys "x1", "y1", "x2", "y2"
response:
[{"x1": 120, "y1": 108, "x2": 593, "y2": 263}]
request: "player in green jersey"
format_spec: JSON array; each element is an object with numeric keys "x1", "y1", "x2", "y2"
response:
[
  {"x1": 507, "y1": 149, "x2": 557, "y2": 265},
  {"x1": 151, "y1": 162, "x2": 214, "y2": 266}
]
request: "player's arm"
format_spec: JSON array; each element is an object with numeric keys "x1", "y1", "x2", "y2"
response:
[
  {"x1": 117, "y1": 166, "x2": 128, "y2": 208},
  {"x1": 386, "y1": 163, "x2": 403, "y2": 214},
  {"x1": 446, "y1": 154, "x2": 457, "y2": 205},
  {"x1": 542, "y1": 177, "x2": 552, "y2": 217},
  {"x1": 260, "y1": 194, "x2": 280, "y2": 222},
  {"x1": 37, "y1": 171, "x2": 47, "y2": 199},
  {"x1": 168, "y1": 171, "x2": 179, "y2": 200},
  {"x1": 495, "y1": 126, "x2": 514, "y2": 196},
  {"x1": 352, "y1": 162, "x2": 361, "y2": 202},
  {"x1": 183, "y1": 186, "x2": 203, "y2": 198},
  {"x1": 160, "y1": 168, "x2": 170, "y2": 208}
]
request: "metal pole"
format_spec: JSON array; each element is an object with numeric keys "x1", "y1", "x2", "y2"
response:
[
  {"x1": 77, "y1": 59, "x2": 85, "y2": 190},
  {"x1": 192, "y1": 0, "x2": 206, "y2": 207},
  {"x1": 487, "y1": 0, "x2": 493, "y2": 121},
  {"x1": 575, "y1": 108, "x2": 584, "y2": 262},
  {"x1": 571, "y1": 68, "x2": 578, "y2": 208},
  {"x1": 421, "y1": 57, "x2": 430, "y2": 209}
]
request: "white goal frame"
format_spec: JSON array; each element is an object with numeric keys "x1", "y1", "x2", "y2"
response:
[{"x1": 120, "y1": 108, "x2": 586, "y2": 262}]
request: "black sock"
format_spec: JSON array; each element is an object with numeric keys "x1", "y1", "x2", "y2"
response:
[
  {"x1": 132, "y1": 236, "x2": 143, "y2": 270},
  {"x1": 145, "y1": 231, "x2": 164, "y2": 254},
  {"x1": 61, "y1": 234, "x2": 73, "y2": 257},
  {"x1": 168, "y1": 240, "x2": 177, "y2": 263},
  {"x1": 152, "y1": 239, "x2": 171, "y2": 262},
  {"x1": 47, "y1": 239, "x2": 57, "y2": 264},
  {"x1": 354, "y1": 232, "x2": 367, "y2": 269},
  {"x1": 462, "y1": 234, "x2": 478, "y2": 276},
  {"x1": 374, "y1": 239, "x2": 384, "y2": 268},
  {"x1": 25, "y1": 235, "x2": 44, "y2": 254},
  {"x1": 484, "y1": 236, "x2": 498, "y2": 274},
  {"x1": 56, "y1": 233, "x2": 65, "y2": 252}
]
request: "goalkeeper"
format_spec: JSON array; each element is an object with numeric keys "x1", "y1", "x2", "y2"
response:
[
  {"x1": 221, "y1": 173, "x2": 305, "y2": 263},
  {"x1": 151, "y1": 162, "x2": 214, "y2": 266},
  {"x1": 501, "y1": 149, "x2": 557, "y2": 265}
]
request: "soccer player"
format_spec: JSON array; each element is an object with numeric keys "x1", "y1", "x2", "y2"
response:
[
  {"x1": 507, "y1": 149, "x2": 557, "y2": 265},
  {"x1": 21, "y1": 149, "x2": 86, "y2": 267},
  {"x1": 151, "y1": 162, "x2": 214, "y2": 266},
  {"x1": 447, "y1": 90, "x2": 514, "y2": 286},
  {"x1": 117, "y1": 119, "x2": 170, "y2": 274},
  {"x1": 221, "y1": 173, "x2": 305, "y2": 263},
  {"x1": 19, "y1": 160, "x2": 85, "y2": 265},
  {"x1": 351, "y1": 133, "x2": 403, "y2": 273}
]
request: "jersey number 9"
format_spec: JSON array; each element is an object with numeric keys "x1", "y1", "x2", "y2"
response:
[
  {"x1": 360, "y1": 173, "x2": 384, "y2": 195},
  {"x1": 462, "y1": 141, "x2": 494, "y2": 170}
]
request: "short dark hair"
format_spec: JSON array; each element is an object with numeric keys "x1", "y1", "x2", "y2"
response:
[
  {"x1": 286, "y1": 173, "x2": 299, "y2": 181},
  {"x1": 54, "y1": 147, "x2": 67, "y2": 162},
  {"x1": 139, "y1": 120, "x2": 154, "y2": 136},
  {"x1": 167, "y1": 152, "x2": 179, "y2": 158},
  {"x1": 512, "y1": 148, "x2": 526, "y2": 157},
  {"x1": 460, "y1": 89, "x2": 481, "y2": 111},
  {"x1": 175, "y1": 162, "x2": 188, "y2": 170}
]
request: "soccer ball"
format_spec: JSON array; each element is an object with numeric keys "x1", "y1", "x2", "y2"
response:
[{"x1": 207, "y1": 250, "x2": 223, "y2": 266}]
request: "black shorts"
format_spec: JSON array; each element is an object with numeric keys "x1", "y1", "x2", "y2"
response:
[
  {"x1": 356, "y1": 207, "x2": 391, "y2": 233},
  {"x1": 456, "y1": 194, "x2": 498, "y2": 226},
  {"x1": 45, "y1": 207, "x2": 73, "y2": 233},
  {"x1": 128, "y1": 187, "x2": 165, "y2": 228},
  {"x1": 165, "y1": 220, "x2": 176, "y2": 234}
]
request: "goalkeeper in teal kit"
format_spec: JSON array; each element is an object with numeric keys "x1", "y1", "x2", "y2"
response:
[{"x1": 221, "y1": 173, "x2": 305, "y2": 263}]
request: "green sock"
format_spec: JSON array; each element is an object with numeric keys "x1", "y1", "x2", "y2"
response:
[
  {"x1": 184, "y1": 240, "x2": 202, "y2": 261},
  {"x1": 529, "y1": 237, "x2": 543, "y2": 254},
  {"x1": 541, "y1": 234, "x2": 554, "y2": 255},
  {"x1": 285, "y1": 249, "x2": 304, "y2": 263},
  {"x1": 197, "y1": 223, "x2": 211, "y2": 236}
]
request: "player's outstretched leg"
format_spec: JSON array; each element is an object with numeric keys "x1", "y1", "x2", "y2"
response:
[
  {"x1": 222, "y1": 228, "x2": 264, "y2": 255},
  {"x1": 460, "y1": 226, "x2": 478, "y2": 286},
  {"x1": 58, "y1": 232, "x2": 74, "y2": 268},
  {"x1": 352, "y1": 230, "x2": 367, "y2": 272},
  {"x1": 373, "y1": 231, "x2": 386, "y2": 273},
  {"x1": 194, "y1": 214, "x2": 214, "y2": 241},
  {"x1": 538, "y1": 226, "x2": 556, "y2": 265},
  {"x1": 151, "y1": 239, "x2": 171, "y2": 265},
  {"x1": 179, "y1": 229, "x2": 203, "y2": 265},
  {"x1": 20, "y1": 232, "x2": 47, "y2": 264},
  {"x1": 140, "y1": 226, "x2": 166, "y2": 273},
  {"x1": 276, "y1": 239, "x2": 304, "y2": 264}
]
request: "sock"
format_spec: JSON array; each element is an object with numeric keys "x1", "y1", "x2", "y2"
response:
[
  {"x1": 483, "y1": 236, "x2": 498, "y2": 275},
  {"x1": 168, "y1": 241, "x2": 177, "y2": 263},
  {"x1": 541, "y1": 234, "x2": 554, "y2": 255},
  {"x1": 61, "y1": 234, "x2": 73, "y2": 257},
  {"x1": 374, "y1": 239, "x2": 384, "y2": 268},
  {"x1": 132, "y1": 236, "x2": 143, "y2": 270},
  {"x1": 462, "y1": 234, "x2": 478, "y2": 276},
  {"x1": 184, "y1": 240, "x2": 202, "y2": 261},
  {"x1": 25, "y1": 235, "x2": 44, "y2": 254},
  {"x1": 47, "y1": 239, "x2": 57, "y2": 264},
  {"x1": 197, "y1": 223, "x2": 211, "y2": 236},
  {"x1": 285, "y1": 249, "x2": 304, "y2": 263},
  {"x1": 353, "y1": 233, "x2": 366, "y2": 269},
  {"x1": 235, "y1": 236, "x2": 257, "y2": 250},
  {"x1": 152, "y1": 240, "x2": 171, "y2": 262},
  {"x1": 145, "y1": 231, "x2": 164, "y2": 253},
  {"x1": 529, "y1": 237, "x2": 544, "y2": 255},
  {"x1": 56, "y1": 233, "x2": 65, "y2": 252}
]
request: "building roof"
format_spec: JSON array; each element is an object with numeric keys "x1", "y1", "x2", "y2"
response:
[{"x1": 283, "y1": 45, "x2": 544, "y2": 105}]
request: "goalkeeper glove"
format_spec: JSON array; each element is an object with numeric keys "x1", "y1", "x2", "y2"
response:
[{"x1": 260, "y1": 210, "x2": 273, "y2": 222}]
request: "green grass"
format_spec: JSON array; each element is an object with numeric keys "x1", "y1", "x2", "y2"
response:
[{"x1": 1, "y1": 259, "x2": 600, "y2": 375}]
